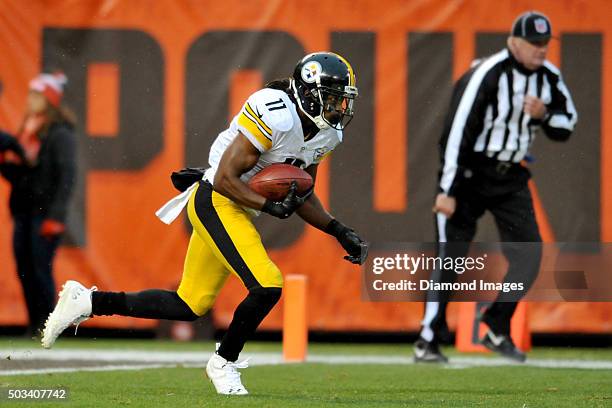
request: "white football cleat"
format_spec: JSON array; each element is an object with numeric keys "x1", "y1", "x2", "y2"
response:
[
  {"x1": 41, "y1": 280, "x2": 97, "y2": 349},
  {"x1": 205, "y1": 353, "x2": 249, "y2": 395}
]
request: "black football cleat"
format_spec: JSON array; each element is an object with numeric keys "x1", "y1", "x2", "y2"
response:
[
  {"x1": 413, "y1": 338, "x2": 449, "y2": 363},
  {"x1": 480, "y1": 330, "x2": 526, "y2": 363}
]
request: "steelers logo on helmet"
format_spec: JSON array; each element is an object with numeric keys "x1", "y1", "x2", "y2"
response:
[
  {"x1": 301, "y1": 61, "x2": 322, "y2": 84},
  {"x1": 291, "y1": 52, "x2": 358, "y2": 131}
]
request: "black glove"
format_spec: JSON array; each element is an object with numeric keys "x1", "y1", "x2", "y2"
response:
[
  {"x1": 325, "y1": 219, "x2": 369, "y2": 265},
  {"x1": 261, "y1": 181, "x2": 310, "y2": 219},
  {"x1": 0, "y1": 131, "x2": 25, "y2": 159}
]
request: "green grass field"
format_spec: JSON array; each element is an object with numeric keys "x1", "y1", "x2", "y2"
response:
[{"x1": 1, "y1": 338, "x2": 611, "y2": 407}]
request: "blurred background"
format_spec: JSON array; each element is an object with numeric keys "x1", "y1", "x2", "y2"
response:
[{"x1": 0, "y1": 0, "x2": 610, "y2": 343}]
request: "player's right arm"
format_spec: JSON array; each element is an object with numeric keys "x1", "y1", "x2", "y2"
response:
[
  {"x1": 213, "y1": 132, "x2": 267, "y2": 210},
  {"x1": 213, "y1": 90, "x2": 281, "y2": 209},
  {"x1": 215, "y1": 89, "x2": 307, "y2": 218},
  {"x1": 213, "y1": 132, "x2": 306, "y2": 219}
]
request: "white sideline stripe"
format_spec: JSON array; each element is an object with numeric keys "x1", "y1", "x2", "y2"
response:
[
  {"x1": 1, "y1": 349, "x2": 611, "y2": 376},
  {"x1": 0, "y1": 349, "x2": 281, "y2": 364},
  {"x1": 0, "y1": 364, "x2": 204, "y2": 377}
]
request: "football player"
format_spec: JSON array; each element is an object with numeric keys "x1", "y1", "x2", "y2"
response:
[{"x1": 41, "y1": 52, "x2": 368, "y2": 395}]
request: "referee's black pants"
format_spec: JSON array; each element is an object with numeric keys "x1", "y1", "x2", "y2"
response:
[{"x1": 420, "y1": 162, "x2": 542, "y2": 343}]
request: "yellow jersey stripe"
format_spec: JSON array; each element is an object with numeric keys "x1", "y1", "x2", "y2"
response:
[
  {"x1": 242, "y1": 108, "x2": 273, "y2": 142},
  {"x1": 336, "y1": 53, "x2": 356, "y2": 87},
  {"x1": 238, "y1": 112, "x2": 273, "y2": 150},
  {"x1": 243, "y1": 106, "x2": 272, "y2": 138},
  {"x1": 245, "y1": 103, "x2": 272, "y2": 136}
]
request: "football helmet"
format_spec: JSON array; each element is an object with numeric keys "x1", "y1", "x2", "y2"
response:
[{"x1": 290, "y1": 52, "x2": 358, "y2": 130}]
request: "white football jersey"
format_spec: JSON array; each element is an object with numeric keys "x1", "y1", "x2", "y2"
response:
[
  {"x1": 155, "y1": 88, "x2": 343, "y2": 224},
  {"x1": 204, "y1": 88, "x2": 342, "y2": 185}
]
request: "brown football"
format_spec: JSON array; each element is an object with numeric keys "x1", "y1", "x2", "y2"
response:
[{"x1": 248, "y1": 164, "x2": 313, "y2": 201}]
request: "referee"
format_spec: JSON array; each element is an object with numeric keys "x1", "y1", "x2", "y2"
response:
[{"x1": 414, "y1": 11, "x2": 577, "y2": 363}]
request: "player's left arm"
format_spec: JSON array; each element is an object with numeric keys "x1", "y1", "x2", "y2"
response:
[
  {"x1": 297, "y1": 164, "x2": 369, "y2": 265},
  {"x1": 295, "y1": 164, "x2": 332, "y2": 230}
]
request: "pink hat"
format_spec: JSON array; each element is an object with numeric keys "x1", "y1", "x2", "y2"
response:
[{"x1": 29, "y1": 72, "x2": 67, "y2": 107}]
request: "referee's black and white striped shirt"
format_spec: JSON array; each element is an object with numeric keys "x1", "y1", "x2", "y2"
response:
[{"x1": 439, "y1": 48, "x2": 577, "y2": 196}]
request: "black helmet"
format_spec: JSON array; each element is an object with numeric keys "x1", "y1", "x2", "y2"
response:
[{"x1": 290, "y1": 52, "x2": 358, "y2": 130}]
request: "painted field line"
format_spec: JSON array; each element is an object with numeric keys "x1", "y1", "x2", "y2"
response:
[{"x1": 1, "y1": 349, "x2": 611, "y2": 376}]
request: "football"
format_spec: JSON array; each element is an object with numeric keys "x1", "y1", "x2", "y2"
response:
[{"x1": 248, "y1": 163, "x2": 313, "y2": 201}]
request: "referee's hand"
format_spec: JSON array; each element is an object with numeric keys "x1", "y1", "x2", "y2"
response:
[
  {"x1": 433, "y1": 193, "x2": 456, "y2": 218},
  {"x1": 524, "y1": 95, "x2": 547, "y2": 119}
]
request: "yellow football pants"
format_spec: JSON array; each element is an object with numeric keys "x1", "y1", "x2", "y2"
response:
[{"x1": 177, "y1": 181, "x2": 283, "y2": 316}]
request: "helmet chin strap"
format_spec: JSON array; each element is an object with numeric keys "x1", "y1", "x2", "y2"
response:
[
  {"x1": 290, "y1": 79, "x2": 330, "y2": 130},
  {"x1": 312, "y1": 115, "x2": 331, "y2": 130}
]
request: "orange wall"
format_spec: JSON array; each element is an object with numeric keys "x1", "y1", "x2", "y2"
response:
[{"x1": 0, "y1": 0, "x2": 610, "y2": 333}]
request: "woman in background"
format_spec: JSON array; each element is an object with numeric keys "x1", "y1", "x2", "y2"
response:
[{"x1": 0, "y1": 72, "x2": 77, "y2": 336}]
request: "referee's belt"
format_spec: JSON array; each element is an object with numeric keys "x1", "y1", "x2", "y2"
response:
[
  {"x1": 494, "y1": 161, "x2": 513, "y2": 175},
  {"x1": 472, "y1": 154, "x2": 520, "y2": 176}
]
